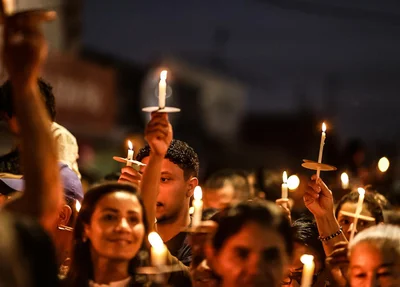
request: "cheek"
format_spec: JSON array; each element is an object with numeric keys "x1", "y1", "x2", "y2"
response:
[
  {"x1": 132, "y1": 224, "x2": 145, "y2": 243},
  {"x1": 215, "y1": 252, "x2": 243, "y2": 279}
]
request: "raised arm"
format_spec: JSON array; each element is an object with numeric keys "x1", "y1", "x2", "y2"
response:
[
  {"x1": 304, "y1": 175, "x2": 347, "y2": 256},
  {"x1": 3, "y1": 10, "x2": 63, "y2": 232}
]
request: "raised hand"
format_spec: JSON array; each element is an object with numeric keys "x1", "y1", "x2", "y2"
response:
[
  {"x1": 118, "y1": 166, "x2": 142, "y2": 185},
  {"x1": 145, "y1": 112, "x2": 172, "y2": 158},
  {"x1": 304, "y1": 175, "x2": 334, "y2": 218},
  {"x1": 3, "y1": 10, "x2": 56, "y2": 85}
]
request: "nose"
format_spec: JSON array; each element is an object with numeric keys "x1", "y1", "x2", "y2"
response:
[
  {"x1": 115, "y1": 217, "x2": 131, "y2": 232},
  {"x1": 246, "y1": 254, "x2": 263, "y2": 277}
]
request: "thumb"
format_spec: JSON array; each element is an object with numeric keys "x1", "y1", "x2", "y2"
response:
[{"x1": 316, "y1": 177, "x2": 332, "y2": 197}]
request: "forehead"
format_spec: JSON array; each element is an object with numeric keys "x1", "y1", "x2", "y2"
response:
[
  {"x1": 95, "y1": 191, "x2": 142, "y2": 214},
  {"x1": 222, "y1": 222, "x2": 286, "y2": 252},
  {"x1": 141, "y1": 157, "x2": 184, "y2": 177},
  {"x1": 338, "y1": 202, "x2": 373, "y2": 218}
]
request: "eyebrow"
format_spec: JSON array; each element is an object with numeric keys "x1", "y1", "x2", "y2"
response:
[
  {"x1": 101, "y1": 208, "x2": 140, "y2": 215},
  {"x1": 161, "y1": 171, "x2": 173, "y2": 176}
]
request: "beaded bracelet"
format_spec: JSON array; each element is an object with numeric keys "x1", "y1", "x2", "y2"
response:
[{"x1": 318, "y1": 226, "x2": 343, "y2": 242}]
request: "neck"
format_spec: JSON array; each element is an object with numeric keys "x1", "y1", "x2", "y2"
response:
[
  {"x1": 91, "y1": 253, "x2": 129, "y2": 284},
  {"x1": 157, "y1": 206, "x2": 190, "y2": 242},
  {"x1": 54, "y1": 229, "x2": 73, "y2": 266}
]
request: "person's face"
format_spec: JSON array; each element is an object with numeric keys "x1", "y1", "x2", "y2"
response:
[
  {"x1": 282, "y1": 243, "x2": 322, "y2": 287},
  {"x1": 209, "y1": 222, "x2": 289, "y2": 287},
  {"x1": 204, "y1": 183, "x2": 235, "y2": 210},
  {"x1": 141, "y1": 157, "x2": 194, "y2": 223},
  {"x1": 337, "y1": 202, "x2": 377, "y2": 241},
  {"x1": 84, "y1": 191, "x2": 145, "y2": 261},
  {"x1": 349, "y1": 242, "x2": 400, "y2": 287}
]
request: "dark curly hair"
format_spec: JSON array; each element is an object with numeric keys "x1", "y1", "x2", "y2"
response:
[
  {"x1": 0, "y1": 78, "x2": 56, "y2": 121},
  {"x1": 136, "y1": 139, "x2": 199, "y2": 179},
  {"x1": 335, "y1": 191, "x2": 384, "y2": 224}
]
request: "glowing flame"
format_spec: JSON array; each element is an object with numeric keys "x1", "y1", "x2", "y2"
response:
[
  {"x1": 75, "y1": 200, "x2": 81, "y2": 212},
  {"x1": 287, "y1": 175, "x2": 300, "y2": 190},
  {"x1": 160, "y1": 70, "x2": 168, "y2": 81},
  {"x1": 378, "y1": 157, "x2": 390, "y2": 173},
  {"x1": 300, "y1": 254, "x2": 314, "y2": 265},
  {"x1": 148, "y1": 232, "x2": 164, "y2": 249},
  {"x1": 128, "y1": 140, "x2": 133, "y2": 150},
  {"x1": 282, "y1": 171, "x2": 288, "y2": 183},
  {"x1": 341, "y1": 172, "x2": 349, "y2": 185},
  {"x1": 189, "y1": 206, "x2": 195, "y2": 215},
  {"x1": 194, "y1": 186, "x2": 203, "y2": 200},
  {"x1": 358, "y1": 187, "x2": 365, "y2": 197},
  {"x1": 322, "y1": 122, "x2": 327, "y2": 132}
]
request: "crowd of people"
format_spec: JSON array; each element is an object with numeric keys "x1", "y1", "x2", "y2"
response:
[{"x1": 0, "y1": 8, "x2": 400, "y2": 287}]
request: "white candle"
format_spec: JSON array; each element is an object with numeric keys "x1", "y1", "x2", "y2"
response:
[
  {"x1": 75, "y1": 200, "x2": 81, "y2": 212},
  {"x1": 159, "y1": 70, "x2": 167, "y2": 109},
  {"x1": 349, "y1": 188, "x2": 365, "y2": 242},
  {"x1": 341, "y1": 172, "x2": 349, "y2": 189},
  {"x1": 126, "y1": 140, "x2": 134, "y2": 167},
  {"x1": 281, "y1": 171, "x2": 288, "y2": 199},
  {"x1": 2, "y1": 0, "x2": 16, "y2": 15},
  {"x1": 192, "y1": 186, "x2": 203, "y2": 227},
  {"x1": 300, "y1": 254, "x2": 315, "y2": 287},
  {"x1": 316, "y1": 122, "x2": 326, "y2": 178},
  {"x1": 148, "y1": 232, "x2": 168, "y2": 267}
]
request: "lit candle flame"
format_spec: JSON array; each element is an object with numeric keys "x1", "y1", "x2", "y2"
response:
[
  {"x1": 357, "y1": 187, "x2": 365, "y2": 197},
  {"x1": 128, "y1": 140, "x2": 133, "y2": 150},
  {"x1": 75, "y1": 200, "x2": 81, "y2": 212},
  {"x1": 148, "y1": 232, "x2": 164, "y2": 248},
  {"x1": 322, "y1": 122, "x2": 327, "y2": 132},
  {"x1": 378, "y1": 157, "x2": 390, "y2": 173},
  {"x1": 194, "y1": 186, "x2": 203, "y2": 200},
  {"x1": 283, "y1": 171, "x2": 288, "y2": 183},
  {"x1": 300, "y1": 254, "x2": 314, "y2": 265},
  {"x1": 341, "y1": 172, "x2": 349, "y2": 185},
  {"x1": 287, "y1": 175, "x2": 300, "y2": 190},
  {"x1": 160, "y1": 70, "x2": 168, "y2": 81}
]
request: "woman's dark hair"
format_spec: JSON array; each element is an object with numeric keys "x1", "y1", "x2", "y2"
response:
[
  {"x1": 66, "y1": 182, "x2": 149, "y2": 287},
  {"x1": 292, "y1": 217, "x2": 325, "y2": 264},
  {"x1": 210, "y1": 200, "x2": 293, "y2": 257},
  {"x1": 335, "y1": 191, "x2": 384, "y2": 224}
]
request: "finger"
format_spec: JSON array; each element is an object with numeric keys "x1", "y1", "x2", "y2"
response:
[
  {"x1": 121, "y1": 166, "x2": 142, "y2": 177},
  {"x1": 147, "y1": 121, "x2": 169, "y2": 130},
  {"x1": 308, "y1": 181, "x2": 321, "y2": 193},
  {"x1": 316, "y1": 177, "x2": 332, "y2": 197},
  {"x1": 333, "y1": 241, "x2": 349, "y2": 249},
  {"x1": 146, "y1": 128, "x2": 169, "y2": 138},
  {"x1": 119, "y1": 173, "x2": 141, "y2": 184},
  {"x1": 304, "y1": 189, "x2": 320, "y2": 199},
  {"x1": 276, "y1": 198, "x2": 290, "y2": 204}
]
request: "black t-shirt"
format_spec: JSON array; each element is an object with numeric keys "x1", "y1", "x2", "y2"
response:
[
  {"x1": 0, "y1": 148, "x2": 21, "y2": 174},
  {"x1": 165, "y1": 231, "x2": 192, "y2": 267}
]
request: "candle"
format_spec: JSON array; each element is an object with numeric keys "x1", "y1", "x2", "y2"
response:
[
  {"x1": 378, "y1": 157, "x2": 390, "y2": 173},
  {"x1": 148, "y1": 232, "x2": 168, "y2": 267},
  {"x1": 316, "y1": 122, "x2": 326, "y2": 178},
  {"x1": 2, "y1": 0, "x2": 16, "y2": 15},
  {"x1": 75, "y1": 200, "x2": 81, "y2": 212},
  {"x1": 341, "y1": 172, "x2": 349, "y2": 189},
  {"x1": 192, "y1": 186, "x2": 203, "y2": 227},
  {"x1": 349, "y1": 188, "x2": 365, "y2": 242},
  {"x1": 126, "y1": 140, "x2": 134, "y2": 167},
  {"x1": 300, "y1": 254, "x2": 315, "y2": 287},
  {"x1": 281, "y1": 171, "x2": 288, "y2": 199},
  {"x1": 159, "y1": 70, "x2": 168, "y2": 109}
]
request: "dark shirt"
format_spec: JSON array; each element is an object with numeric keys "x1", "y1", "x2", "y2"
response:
[
  {"x1": 0, "y1": 148, "x2": 21, "y2": 174},
  {"x1": 165, "y1": 231, "x2": 192, "y2": 267}
]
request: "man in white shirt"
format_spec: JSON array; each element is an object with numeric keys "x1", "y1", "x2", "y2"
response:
[{"x1": 0, "y1": 78, "x2": 80, "y2": 178}]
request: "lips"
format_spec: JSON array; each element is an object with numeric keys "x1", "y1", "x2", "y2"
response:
[{"x1": 108, "y1": 238, "x2": 132, "y2": 244}]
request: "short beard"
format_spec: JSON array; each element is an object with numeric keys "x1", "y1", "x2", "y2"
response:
[{"x1": 156, "y1": 209, "x2": 181, "y2": 225}]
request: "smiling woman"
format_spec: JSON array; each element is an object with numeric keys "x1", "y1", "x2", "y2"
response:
[{"x1": 64, "y1": 182, "x2": 150, "y2": 287}]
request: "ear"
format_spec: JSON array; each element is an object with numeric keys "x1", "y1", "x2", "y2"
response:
[
  {"x1": 58, "y1": 205, "x2": 72, "y2": 226},
  {"x1": 186, "y1": 177, "x2": 199, "y2": 198}
]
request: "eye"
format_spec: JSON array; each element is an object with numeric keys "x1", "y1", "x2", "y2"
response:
[
  {"x1": 377, "y1": 270, "x2": 393, "y2": 278},
  {"x1": 128, "y1": 216, "x2": 139, "y2": 224},
  {"x1": 161, "y1": 177, "x2": 170, "y2": 183},
  {"x1": 263, "y1": 247, "x2": 280, "y2": 262},
  {"x1": 103, "y1": 213, "x2": 117, "y2": 221},
  {"x1": 235, "y1": 248, "x2": 249, "y2": 260},
  {"x1": 339, "y1": 218, "x2": 350, "y2": 225},
  {"x1": 354, "y1": 273, "x2": 367, "y2": 278}
]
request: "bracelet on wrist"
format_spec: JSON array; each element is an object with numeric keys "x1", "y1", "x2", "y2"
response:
[{"x1": 318, "y1": 226, "x2": 343, "y2": 242}]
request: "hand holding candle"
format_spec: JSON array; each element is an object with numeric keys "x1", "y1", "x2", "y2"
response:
[
  {"x1": 316, "y1": 122, "x2": 327, "y2": 178},
  {"x1": 126, "y1": 140, "x2": 134, "y2": 167},
  {"x1": 192, "y1": 186, "x2": 204, "y2": 227},
  {"x1": 300, "y1": 254, "x2": 315, "y2": 287},
  {"x1": 158, "y1": 70, "x2": 167, "y2": 109},
  {"x1": 349, "y1": 188, "x2": 365, "y2": 242}
]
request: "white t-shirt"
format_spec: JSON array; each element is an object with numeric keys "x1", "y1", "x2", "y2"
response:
[{"x1": 51, "y1": 122, "x2": 81, "y2": 179}]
